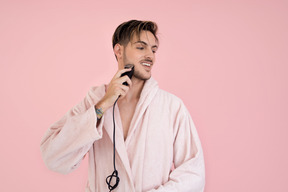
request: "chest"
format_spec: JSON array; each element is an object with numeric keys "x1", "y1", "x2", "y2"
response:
[{"x1": 118, "y1": 101, "x2": 138, "y2": 140}]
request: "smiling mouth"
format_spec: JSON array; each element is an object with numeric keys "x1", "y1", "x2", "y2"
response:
[{"x1": 141, "y1": 62, "x2": 151, "y2": 67}]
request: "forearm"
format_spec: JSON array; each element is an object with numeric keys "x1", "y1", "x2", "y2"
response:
[
  {"x1": 40, "y1": 105, "x2": 103, "y2": 174},
  {"x1": 40, "y1": 86, "x2": 105, "y2": 174}
]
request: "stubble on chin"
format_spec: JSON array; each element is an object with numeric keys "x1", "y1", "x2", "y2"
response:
[{"x1": 133, "y1": 69, "x2": 151, "y2": 81}]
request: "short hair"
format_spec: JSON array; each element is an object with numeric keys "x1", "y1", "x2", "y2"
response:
[{"x1": 112, "y1": 20, "x2": 158, "y2": 48}]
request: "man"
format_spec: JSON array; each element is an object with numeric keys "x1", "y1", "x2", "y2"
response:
[{"x1": 40, "y1": 20, "x2": 205, "y2": 192}]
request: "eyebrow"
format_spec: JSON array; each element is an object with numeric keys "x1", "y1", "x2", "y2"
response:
[{"x1": 133, "y1": 41, "x2": 158, "y2": 49}]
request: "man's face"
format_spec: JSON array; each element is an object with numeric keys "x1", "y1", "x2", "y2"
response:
[{"x1": 122, "y1": 30, "x2": 158, "y2": 81}]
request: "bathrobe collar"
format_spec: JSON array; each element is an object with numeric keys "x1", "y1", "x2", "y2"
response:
[{"x1": 103, "y1": 77, "x2": 159, "y2": 189}]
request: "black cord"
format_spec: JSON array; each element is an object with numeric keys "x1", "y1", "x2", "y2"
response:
[{"x1": 106, "y1": 97, "x2": 120, "y2": 191}]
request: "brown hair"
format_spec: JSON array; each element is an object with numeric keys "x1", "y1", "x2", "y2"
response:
[{"x1": 112, "y1": 20, "x2": 158, "y2": 48}]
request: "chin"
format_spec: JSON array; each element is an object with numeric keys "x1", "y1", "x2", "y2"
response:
[
  {"x1": 134, "y1": 76, "x2": 151, "y2": 81},
  {"x1": 145, "y1": 74, "x2": 152, "y2": 80},
  {"x1": 133, "y1": 71, "x2": 151, "y2": 81}
]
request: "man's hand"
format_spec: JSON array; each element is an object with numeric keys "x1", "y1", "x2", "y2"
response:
[{"x1": 95, "y1": 68, "x2": 132, "y2": 113}]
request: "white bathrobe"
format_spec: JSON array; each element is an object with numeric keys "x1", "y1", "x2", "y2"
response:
[{"x1": 40, "y1": 77, "x2": 205, "y2": 192}]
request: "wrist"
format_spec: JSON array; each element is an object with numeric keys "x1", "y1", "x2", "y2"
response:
[
  {"x1": 94, "y1": 99, "x2": 108, "y2": 119},
  {"x1": 95, "y1": 106, "x2": 104, "y2": 120}
]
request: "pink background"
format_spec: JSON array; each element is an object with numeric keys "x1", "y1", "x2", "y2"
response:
[{"x1": 0, "y1": 0, "x2": 287, "y2": 191}]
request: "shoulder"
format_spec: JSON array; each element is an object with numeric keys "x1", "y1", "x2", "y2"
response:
[
  {"x1": 156, "y1": 89, "x2": 184, "y2": 104},
  {"x1": 154, "y1": 89, "x2": 187, "y2": 114}
]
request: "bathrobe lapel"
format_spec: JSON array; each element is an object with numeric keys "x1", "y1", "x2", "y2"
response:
[
  {"x1": 125, "y1": 77, "x2": 159, "y2": 146},
  {"x1": 103, "y1": 77, "x2": 159, "y2": 190},
  {"x1": 103, "y1": 104, "x2": 135, "y2": 190}
]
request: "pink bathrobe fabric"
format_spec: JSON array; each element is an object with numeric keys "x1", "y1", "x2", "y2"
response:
[{"x1": 40, "y1": 77, "x2": 205, "y2": 192}]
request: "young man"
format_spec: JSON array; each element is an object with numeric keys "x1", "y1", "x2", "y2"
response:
[{"x1": 41, "y1": 20, "x2": 205, "y2": 192}]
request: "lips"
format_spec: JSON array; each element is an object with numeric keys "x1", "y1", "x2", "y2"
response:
[
  {"x1": 140, "y1": 60, "x2": 153, "y2": 67},
  {"x1": 142, "y1": 62, "x2": 151, "y2": 67}
]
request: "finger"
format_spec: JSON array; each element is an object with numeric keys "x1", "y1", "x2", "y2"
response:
[
  {"x1": 120, "y1": 84, "x2": 130, "y2": 93},
  {"x1": 117, "y1": 75, "x2": 132, "y2": 86},
  {"x1": 114, "y1": 68, "x2": 132, "y2": 79},
  {"x1": 116, "y1": 84, "x2": 129, "y2": 94},
  {"x1": 118, "y1": 88, "x2": 127, "y2": 97},
  {"x1": 125, "y1": 77, "x2": 132, "y2": 87},
  {"x1": 115, "y1": 84, "x2": 129, "y2": 97}
]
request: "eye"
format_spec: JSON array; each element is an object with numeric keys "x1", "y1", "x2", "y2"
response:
[{"x1": 137, "y1": 47, "x2": 144, "y2": 50}]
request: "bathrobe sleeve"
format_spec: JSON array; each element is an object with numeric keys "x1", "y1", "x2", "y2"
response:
[
  {"x1": 40, "y1": 86, "x2": 105, "y2": 174},
  {"x1": 148, "y1": 102, "x2": 205, "y2": 192}
]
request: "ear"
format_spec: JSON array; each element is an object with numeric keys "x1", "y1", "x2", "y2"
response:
[{"x1": 113, "y1": 44, "x2": 123, "y2": 60}]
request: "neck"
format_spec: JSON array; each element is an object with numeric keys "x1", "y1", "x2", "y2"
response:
[{"x1": 120, "y1": 77, "x2": 145, "y2": 102}]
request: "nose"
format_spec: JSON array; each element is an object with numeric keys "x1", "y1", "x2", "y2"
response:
[{"x1": 145, "y1": 48, "x2": 154, "y2": 60}]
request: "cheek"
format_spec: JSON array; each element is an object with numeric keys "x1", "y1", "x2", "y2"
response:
[
  {"x1": 129, "y1": 53, "x2": 142, "y2": 62},
  {"x1": 125, "y1": 48, "x2": 144, "y2": 62}
]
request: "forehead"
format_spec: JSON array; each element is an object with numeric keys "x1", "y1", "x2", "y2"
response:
[{"x1": 130, "y1": 30, "x2": 158, "y2": 46}]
